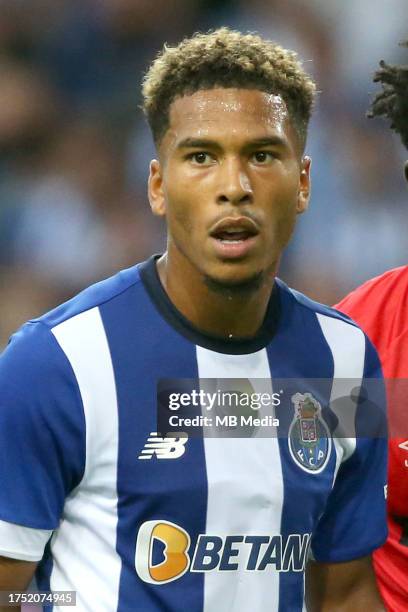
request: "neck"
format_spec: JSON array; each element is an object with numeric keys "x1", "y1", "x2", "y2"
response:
[{"x1": 156, "y1": 249, "x2": 277, "y2": 339}]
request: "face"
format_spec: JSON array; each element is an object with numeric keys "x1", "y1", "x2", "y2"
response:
[{"x1": 148, "y1": 88, "x2": 311, "y2": 289}]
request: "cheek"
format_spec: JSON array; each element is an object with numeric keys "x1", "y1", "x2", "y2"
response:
[
  {"x1": 163, "y1": 182, "x2": 194, "y2": 235},
  {"x1": 163, "y1": 165, "x2": 213, "y2": 236},
  {"x1": 263, "y1": 176, "x2": 300, "y2": 243},
  {"x1": 173, "y1": 205, "x2": 193, "y2": 234},
  {"x1": 258, "y1": 164, "x2": 299, "y2": 202},
  {"x1": 275, "y1": 211, "x2": 298, "y2": 246}
]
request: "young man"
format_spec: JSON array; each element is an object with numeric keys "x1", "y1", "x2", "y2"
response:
[
  {"x1": 0, "y1": 29, "x2": 386, "y2": 611},
  {"x1": 336, "y1": 41, "x2": 408, "y2": 612}
]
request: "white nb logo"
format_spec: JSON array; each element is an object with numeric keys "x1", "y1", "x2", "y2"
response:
[{"x1": 138, "y1": 432, "x2": 188, "y2": 460}]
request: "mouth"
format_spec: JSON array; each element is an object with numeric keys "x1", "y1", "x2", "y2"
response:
[{"x1": 209, "y1": 217, "x2": 260, "y2": 259}]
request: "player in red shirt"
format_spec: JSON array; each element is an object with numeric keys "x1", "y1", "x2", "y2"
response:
[{"x1": 336, "y1": 41, "x2": 408, "y2": 612}]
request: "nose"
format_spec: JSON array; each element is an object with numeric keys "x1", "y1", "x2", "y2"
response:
[{"x1": 216, "y1": 157, "x2": 253, "y2": 205}]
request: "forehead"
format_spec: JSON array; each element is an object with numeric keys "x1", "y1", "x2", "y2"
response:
[{"x1": 163, "y1": 88, "x2": 294, "y2": 149}]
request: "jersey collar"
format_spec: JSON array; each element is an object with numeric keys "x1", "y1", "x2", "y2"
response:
[{"x1": 139, "y1": 255, "x2": 281, "y2": 355}]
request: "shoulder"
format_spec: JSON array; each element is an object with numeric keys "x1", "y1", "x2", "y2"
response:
[
  {"x1": 0, "y1": 264, "x2": 145, "y2": 396},
  {"x1": 334, "y1": 266, "x2": 408, "y2": 351},
  {"x1": 335, "y1": 266, "x2": 408, "y2": 314},
  {"x1": 35, "y1": 264, "x2": 142, "y2": 331},
  {"x1": 276, "y1": 278, "x2": 379, "y2": 378},
  {"x1": 277, "y1": 277, "x2": 361, "y2": 331}
]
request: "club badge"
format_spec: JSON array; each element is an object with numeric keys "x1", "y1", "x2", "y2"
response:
[{"x1": 288, "y1": 392, "x2": 331, "y2": 474}]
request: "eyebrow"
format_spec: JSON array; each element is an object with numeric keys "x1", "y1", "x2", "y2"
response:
[
  {"x1": 176, "y1": 138, "x2": 222, "y2": 150},
  {"x1": 247, "y1": 137, "x2": 288, "y2": 148},
  {"x1": 176, "y1": 136, "x2": 288, "y2": 150}
]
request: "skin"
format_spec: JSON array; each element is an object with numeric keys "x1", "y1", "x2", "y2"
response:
[
  {"x1": 149, "y1": 88, "x2": 311, "y2": 338},
  {"x1": 0, "y1": 87, "x2": 384, "y2": 610},
  {"x1": 306, "y1": 556, "x2": 384, "y2": 611},
  {"x1": 0, "y1": 557, "x2": 37, "y2": 612}
]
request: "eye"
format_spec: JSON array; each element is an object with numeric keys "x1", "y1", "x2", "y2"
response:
[
  {"x1": 188, "y1": 152, "x2": 214, "y2": 165},
  {"x1": 252, "y1": 151, "x2": 275, "y2": 164}
]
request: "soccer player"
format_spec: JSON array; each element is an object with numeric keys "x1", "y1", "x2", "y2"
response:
[
  {"x1": 0, "y1": 29, "x2": 386, "y2": 611},
  {"x1": 335, "y1": 41, "x2": 408, "y2": 612}
]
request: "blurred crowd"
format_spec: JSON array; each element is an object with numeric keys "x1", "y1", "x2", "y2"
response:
[{"x1": 0, "y1": 0, "x2": 407, "y2": 347}]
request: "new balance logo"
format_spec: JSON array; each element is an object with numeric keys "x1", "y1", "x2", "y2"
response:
[{"x1": 138, "y1": 432, "x2": 188, "y2": 460}]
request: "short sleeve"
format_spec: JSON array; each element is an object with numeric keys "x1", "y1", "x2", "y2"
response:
[
  {"x1": 310, "y1": 337, "x2": 388, "y2": 562},
  {"x1": 0, "y1": 321, "x2": 85, "y2": 559}
]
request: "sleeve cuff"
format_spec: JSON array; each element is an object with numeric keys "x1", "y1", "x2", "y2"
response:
[
  {"x1": 0, "y1": 518, "x2": 52, "y2": 562},
  {"x1": 310, "y1": 530, "x2": 388, "y2": 564}
]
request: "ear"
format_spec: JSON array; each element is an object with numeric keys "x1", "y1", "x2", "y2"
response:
[
  {"x1": 148, "y1": 159, "x2": 166, "y2": 217},
  {"x1": 296, "y1": 156, "x2": 311, "y2": 214}
]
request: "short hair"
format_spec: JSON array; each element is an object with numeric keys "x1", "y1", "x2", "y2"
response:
[
  {"x1": 142, "y1": 27, "x2": 316, "y2": 150},
  {"x1": 368, "y1": 41, "x2": 408, "y2": 150}
]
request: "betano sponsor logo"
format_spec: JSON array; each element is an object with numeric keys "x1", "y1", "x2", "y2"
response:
[{"x1": 135, "y1": 520, "x2": 311, "y2": 584}]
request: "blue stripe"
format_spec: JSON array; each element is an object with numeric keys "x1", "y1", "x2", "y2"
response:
[
  {"x1": 267, "y1": 285, "x2": 336, "y2": 611},
  {"x1": 35, "y1": 541, "x2": 53, "y2": 611},
  {"x1": 100, "y1": 282, "x2": 207, "y2": 612}
]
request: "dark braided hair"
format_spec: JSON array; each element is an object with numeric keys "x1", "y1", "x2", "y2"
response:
[{"x1": 368, "y1": 41, "x2": 408, "y2": 150}]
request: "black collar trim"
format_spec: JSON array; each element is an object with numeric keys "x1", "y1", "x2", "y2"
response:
[{"x1": 138, "y1": 255, "x2": 281, "y2": 355}]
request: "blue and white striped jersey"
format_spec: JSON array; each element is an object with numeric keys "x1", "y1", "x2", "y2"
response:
[{"x1": 0, "y1": 256, "x2": 387, "y2": 611}]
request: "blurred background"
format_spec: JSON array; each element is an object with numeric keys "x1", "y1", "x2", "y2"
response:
[{"x1": 0, "y1": 0, "x2": 407, "y2": 347}]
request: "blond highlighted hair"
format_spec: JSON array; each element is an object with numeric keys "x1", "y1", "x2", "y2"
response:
[{"x1": 142, "y1": 27, "x2": 316, "y2": 149}]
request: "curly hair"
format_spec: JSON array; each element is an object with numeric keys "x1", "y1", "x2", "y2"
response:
[
  {"x1": 368, "y1": 41, "x2": 408, "y2": 149},
  {"x1": 142, "y1": 28, "x2": 316, "y2": 150}
]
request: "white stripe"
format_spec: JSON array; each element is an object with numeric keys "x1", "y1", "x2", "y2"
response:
[
  {"x1": 305, "y1": 315, "x2": 366, "y2": 608},
  {"x1": 196, "y1": 347, "x2": 283, "y2": 612},
  {"x1": 316, "y1": 315, "x2": 366, "y2": 464},
  {"x1": 51, "y1": 308, "x2": 121, "y2": 612},
  {"x1": 302, "y1": 573, "x2": 307, "y2": 612},
  {"x1": 0, "y1": 519, "x2": 51, "y2": 561}
]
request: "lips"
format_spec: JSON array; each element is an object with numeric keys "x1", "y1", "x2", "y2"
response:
[
  {"x1": 209, "y1": 216, "x2": 260, "y2": 259},
  {"x1": 209, "y1": 217, "x2": 259, "y2": 241},
  {"x1": 215, "y1": 230, "x2": 252, "y2": 241}
]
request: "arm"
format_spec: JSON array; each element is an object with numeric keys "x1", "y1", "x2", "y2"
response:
[
  {"x1": 305, "y1": 556, "x2": 384, "y2": 612},
  {"x1": 307, "y1": 333, "x2": 387, "y2": 609},
  {"x1": 0, "y1": 556, "x2": 37, "y2": 612},
  {"x1": 0, "y1": 323, "x2": 85, "y2": 608}
]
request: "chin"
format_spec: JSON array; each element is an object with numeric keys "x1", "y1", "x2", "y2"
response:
[{"x1": 203, "y1": 269, "x2": 265, "y2": 295}]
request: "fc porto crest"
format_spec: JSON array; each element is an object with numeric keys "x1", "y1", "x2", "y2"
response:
[{"x1": 288, "y1": 392, "x2": 331, "y2": 474}]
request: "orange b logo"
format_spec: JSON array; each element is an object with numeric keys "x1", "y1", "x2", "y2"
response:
[{"x1": 135, "y1": 520, "x2": 191, "y2": 584}]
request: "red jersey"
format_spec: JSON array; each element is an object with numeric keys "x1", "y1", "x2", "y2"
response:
[{"x1": 336, "y1": 266, "x2": 408, "y2": 612}]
